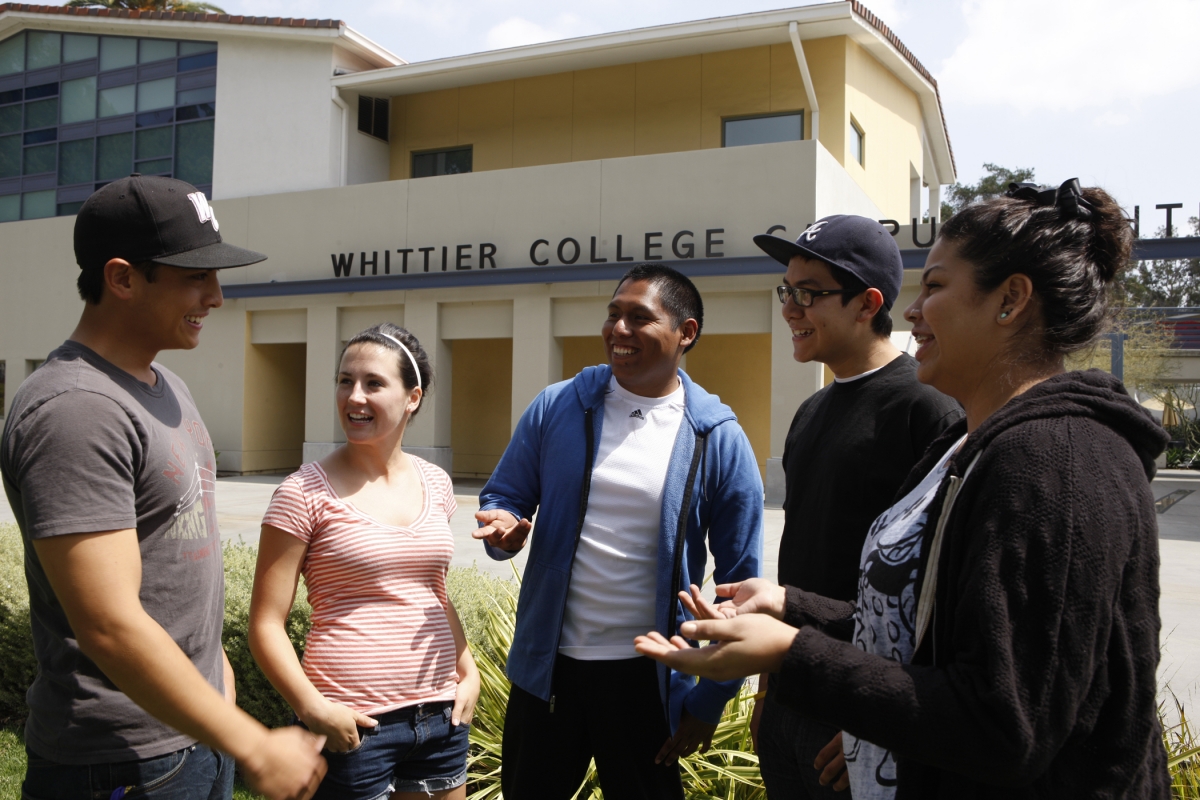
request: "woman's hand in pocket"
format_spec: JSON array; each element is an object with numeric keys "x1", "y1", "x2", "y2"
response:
[
  {"x1": 302, "y1": 699, "x2": 377, "y2": 753},
  {"x1": 453, "y1": 658, "x2": 481, "y2": 726}
]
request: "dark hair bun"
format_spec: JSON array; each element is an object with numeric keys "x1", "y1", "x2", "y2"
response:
[{"x1": 938, "y1": 181, "x2": 1133, "y2": 356}]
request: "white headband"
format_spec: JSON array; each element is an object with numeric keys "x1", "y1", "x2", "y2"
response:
[{"x1": 379, "y1": 333, "x2": 422, "y2": 392}]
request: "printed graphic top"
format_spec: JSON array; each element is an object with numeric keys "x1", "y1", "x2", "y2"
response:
[
  {"x1": 845, "y1": 434, "x2": 966, "y2": 799},
  {"x1": 0, "y1": 341, "x2": 224, "y2": 764},
  {"x1": 263, "y1": 456, "x2": 459, "y2": 714}
]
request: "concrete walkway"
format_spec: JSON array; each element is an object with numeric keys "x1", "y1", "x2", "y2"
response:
[{"x1": 2, "y1": 469, "x2": 1197, "y2": 704}]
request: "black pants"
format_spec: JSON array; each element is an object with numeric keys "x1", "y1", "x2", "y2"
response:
[
  {"x1": 502, "y1": 655, "x2": 684, "y2": 800},
  {"x1": 758, "y1": 692, "x2": 853, "y2": 800}
]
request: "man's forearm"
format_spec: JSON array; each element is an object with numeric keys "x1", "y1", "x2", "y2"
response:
[{"x1": 80, "y1": 607, "x2": 268, "y2": 761}]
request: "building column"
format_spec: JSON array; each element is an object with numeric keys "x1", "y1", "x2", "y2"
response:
[
  {"x1": 510, "y1": 295, "x2": 561, "y2": 432},
  {"x1": 302, "y1": 305, "x2": 340, "y2": 464},
  {"x1": 766, "y1": 305, "x2": 823, "y2": 506},
  {"x1": 401, "y1": 297, "x2": 453, "y2": 474}
]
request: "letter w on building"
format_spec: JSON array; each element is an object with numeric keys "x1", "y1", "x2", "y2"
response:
[{"x1": 331, "y1": 253, "x2": 355, "y2": 277}]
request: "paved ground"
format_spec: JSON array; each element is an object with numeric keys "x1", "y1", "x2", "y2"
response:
[{"x1": 1, "y1": 469, "x2": 1196, "y2": 706}]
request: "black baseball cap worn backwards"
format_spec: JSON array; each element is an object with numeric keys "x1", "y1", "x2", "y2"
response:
[
  {"x1": 74, "y1": 174, "x2": 267, "y2": 272},
  {"x1": 753, "y1": 214, "x2": 903, "y2": 309}
]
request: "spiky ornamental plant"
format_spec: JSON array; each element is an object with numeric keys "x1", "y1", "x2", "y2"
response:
[{"x1": 65, "y1": 0, "x2": 227, "y2": 13}]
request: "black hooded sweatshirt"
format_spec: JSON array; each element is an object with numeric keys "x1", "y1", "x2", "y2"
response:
[{"x1": 773, "y1": 370, "x2": 1172, "y2": 798}]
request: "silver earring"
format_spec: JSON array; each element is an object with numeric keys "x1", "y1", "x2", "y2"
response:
[{"x1": 999, "y1": 311, "x2": 1010, "y2": 319}]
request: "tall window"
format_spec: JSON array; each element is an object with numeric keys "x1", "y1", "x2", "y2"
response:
[
  {"x1": 412, "y1": 146, "x2": 472, "y2": 178},
  {"x1": 850, "y1": 118, "x2": 865, "y2": 166},
  {"x1": 0, "y1": 31, "x2": 217, "y2": 224},
  {"x1": 722, "y1": 112, "x2": 804, "y2": 147},
  {"x1": 357, "y1": 95, "x2": 388, "y2": 141}
]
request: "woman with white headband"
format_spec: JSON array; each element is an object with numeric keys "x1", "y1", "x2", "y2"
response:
[{"x1": 249, "y1": 323, "x2": 479, "y2": 800}]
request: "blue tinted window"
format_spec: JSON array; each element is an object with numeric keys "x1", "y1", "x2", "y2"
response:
[
  {"x1": 0, "y1": 32, "x2": 215, "y2": 224},
  {"x1": 178, "y1": 52, "x2": 217, "y2": 72},
  {"x1": 723, "y1": 113, "x2": 803, "y2": 147}
]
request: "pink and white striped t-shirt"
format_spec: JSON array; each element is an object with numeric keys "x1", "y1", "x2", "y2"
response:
[{"x1": 262, "y1": 456, "x2": 459, "y2": 715}]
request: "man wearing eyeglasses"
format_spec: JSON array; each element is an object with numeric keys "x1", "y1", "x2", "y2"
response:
[{"x1": 748, "y1": 216, "x2": 961, "y2": 798}]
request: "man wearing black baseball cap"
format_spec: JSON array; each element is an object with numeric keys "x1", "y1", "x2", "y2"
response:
[
  {"x1": 1, "y1": 176, "x2": 327, "y2": 800},
  {"x1": 746, "y1": 216, "x2": 960, "y2": 798}
]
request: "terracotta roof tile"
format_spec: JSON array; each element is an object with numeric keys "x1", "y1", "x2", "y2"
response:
[{"x1": 0, "y1": 4, "x2": 342, "y2": 30}]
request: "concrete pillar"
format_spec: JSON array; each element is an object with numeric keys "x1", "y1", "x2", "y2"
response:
[
  {"x1": 401, "y1": 297, "x2": 453, "y2": 474},
  {"x1": 510, "y1": 295, "x2": 561, "y2": 432},
  {"x1": 302, "y1": 305, "x2": 340, "y2": 464},
  {"x1": 766, "y1": 304, "x2": 823, "y2": 506},
  {"x1": 928, "y1": 183, "x2": 941, "y2": 223}
]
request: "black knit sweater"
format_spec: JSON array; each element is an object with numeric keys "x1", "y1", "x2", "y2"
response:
[{"x1": 774, "y1": 370, "x2": 1172, "y2": 798}]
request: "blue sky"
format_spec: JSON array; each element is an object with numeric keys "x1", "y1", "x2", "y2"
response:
[{"x1": 236, "y1": 0, "x2": 1199, "y2": 231}]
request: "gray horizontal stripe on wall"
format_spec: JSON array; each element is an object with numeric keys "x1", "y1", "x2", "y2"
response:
[{"x1": 219, "y1": 239, "x2": 1200, "y2": 299}]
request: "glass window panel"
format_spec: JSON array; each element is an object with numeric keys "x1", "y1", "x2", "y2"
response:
[
  {"x1": 24, "y1": 83, "x2": 58, "y2": 100},
  {"x1": 0, "y1": 34, "x2": 24, "y2": 77},
  {"x1": 63, "y1": 34, "x2": 99, "y2": 63},
  {"x1": 100, "y1": 37, "x2": 137, "y2": 72},
  {"x1": 174, "y1": 119, "x2": 213, "y2": 185},
  {"x1": 96, "y1": 132, "x2": 132, "y2": 181},
  {"x1": 136, "y1": 109, "x2": 173, "y2": 128},
  {"x1": 137, "y1": 157, "x2": 172, "y2": 174},
  {"x1": 0, "y1": 104, "x2": 20, "y2": 134},
  {"x1": 0, "y1": 133, "x2": 19, "y2": 178},
  {"x1": 444, "y1": 148, "x2": 471, "y2": 174},
  {"x1": 139, "y1": 39, "x2": 176, "y2": 64},
  {"x1": 176, "y1": 103, "x2": 214, "y2": 122},
  {"x1": 178, "y1": 41, "x2": 216, "y2": 56},
  {"x1": 25, "y1": 98, "x2": 57, "y2": 130},
  {"x1": 58, "y1": 200, "x2": 85, "y2": 216},
  {"x1": 136, "y1": 126, "x2": 172, "y2": 160},
  {"x1": 22, "y1": 189, "x2": 56, "y2": 219},
  {"x1": 23, "y1": 142, "x2": 56, "y2": 175},
  {"x1": 0, "y1": 192, "x2": 19, "y2": 222},
  {"x1": 851, "y1": 121, "x2": 864, "y2": 165},
  {"x1": 61, "y1": 76, "x2": 97, "y2": 124},
  {"x1": 176, "y1": 86, "x2": 214, "y2": 106},
  {"x1": 59, "y1": 138, "x2": 94, "y2": 185},
  {"x1": 178, "y1": 52, "x2": 217, "y2": 72},
  {"x1": 98, "y1": 84, "x2": 135, "y2": 118},
  {"x1": 722, "y1": 113, "x2": 803, "y2": 148},
  {"x1": 24, "y1": 128, "x2": 56, "y2": 145},
  {"x1": 177, "y1": 86, "x2": 215, "y2": 106},
  {"x1": 0, "y1": 88, "x2": 21, "y2": 105},
  {"x1": 412, "y1": 151, "x2": 435, "y2": 179},
  {"x1": 137, "y1": 77, "x2": 174, "y2": 112},
  {"x1": 25, "y1": 32, "x2": 61, "y2": 70}
]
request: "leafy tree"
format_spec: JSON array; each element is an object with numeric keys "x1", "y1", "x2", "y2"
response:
[
  {"x1": 65, "y1": 0, "x2": 227, "y2": 12},
  {"x1": 939, "y1": 162, "x2": 1036, "y2": 221},
  {"x1": 1117, "y1": 217, "x2": 1200, "y2": 307}
]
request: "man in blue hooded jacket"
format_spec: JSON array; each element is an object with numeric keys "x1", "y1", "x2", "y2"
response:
[{"x1": 473, "y1": 263, "x2": 764, "y2": 799}]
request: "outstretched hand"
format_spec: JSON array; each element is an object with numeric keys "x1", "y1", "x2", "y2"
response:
[
  {"x1": 677, "y1": 578, "x2": 787, "y2": 622},
  {"x1": 472, "y1": 509, "x2": 533, "y2": 552},
  {"x1": 634, "y1": 615, "x2": 799, "y2": 682}
]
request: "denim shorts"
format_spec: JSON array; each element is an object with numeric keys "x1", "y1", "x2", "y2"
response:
[
  {"x1": 21, "y1": 742, "x2": 233, "y2": 800},
  {"x1": 309, "y1": 700, "x2": 469, "y2": 800}
]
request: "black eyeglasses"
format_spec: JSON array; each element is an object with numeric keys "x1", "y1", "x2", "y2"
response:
[{"x1": 776, "y1": 285, "x2": 857, "y2": 307}]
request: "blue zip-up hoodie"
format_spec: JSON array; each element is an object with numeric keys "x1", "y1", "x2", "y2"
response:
[{"x1": 480, "y1": 365, "x2": 764, "y2": 730}]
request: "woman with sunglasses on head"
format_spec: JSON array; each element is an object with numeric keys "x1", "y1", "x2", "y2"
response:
[
  {"x1": 638, "y1": 180, "x2": 1171, "y2": 799},
  {"x1": 249, "y1": 323, "x2": 479, "y2": 800}
]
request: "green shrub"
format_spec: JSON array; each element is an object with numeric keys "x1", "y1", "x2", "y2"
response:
[
  {"x1": 0, "y1": 525, "x2": 35, "y2": 725},
  {"x1": 221, "y1": 543, "x2": 311, "y2": 728}
]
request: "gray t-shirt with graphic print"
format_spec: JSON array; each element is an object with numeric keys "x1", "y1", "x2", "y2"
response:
[
  {"x1": 845, "y1": 434, "x2": 966, "y2": 799},
  {"x1": 0, "y1": 341, "x2": 224, "y2": 764}
]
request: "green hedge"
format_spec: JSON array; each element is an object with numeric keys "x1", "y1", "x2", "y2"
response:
[{"x1": 0, "y1": 525, "x2": 513, "y2": 728}]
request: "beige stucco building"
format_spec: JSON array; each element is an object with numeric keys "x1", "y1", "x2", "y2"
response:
[{"x1": 0, "y1": 3, "x2": 955, "y2": 503}]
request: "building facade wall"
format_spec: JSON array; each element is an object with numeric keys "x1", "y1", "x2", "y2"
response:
[{"x1": 386, "y1": 43, "x2": 812, "y2": 179}]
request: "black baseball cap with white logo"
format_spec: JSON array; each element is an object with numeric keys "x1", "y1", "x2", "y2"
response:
[
  {"x1": 74, "y1": 174, "x2": 266, "y2": 272},
  {"x1": 753, "y1": 215, "x2": 903, "y2": 309}
]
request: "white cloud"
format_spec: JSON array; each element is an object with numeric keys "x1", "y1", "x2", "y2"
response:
[
  {"x1": 859, "y1": 0, "x2": 909, "y2": 27},
  {"x1": 939, "y1": 0, "x2": 1200, "y2": 112},
  {"x1": 484, "y1": 15, "x2": 587, "y2": 50},
  {"x1": 1092, "y1": 110, "x2": 1130, "y2": 127}
]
